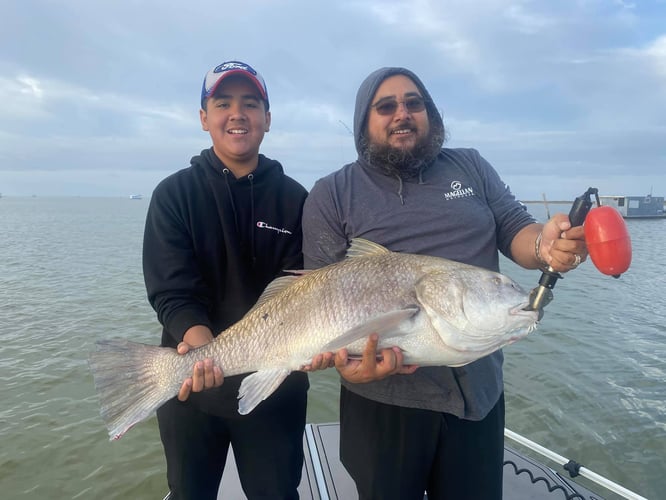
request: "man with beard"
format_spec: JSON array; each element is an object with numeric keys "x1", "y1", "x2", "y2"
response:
[{"x1": 301, "y1": 67, "x2": 588, "y2": 499}]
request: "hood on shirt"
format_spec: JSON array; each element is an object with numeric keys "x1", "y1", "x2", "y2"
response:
[
  {"x1": 352, "y1": 67, "x2": 445, "y2": 159},
  {"x1": 189, "y1": 148, "x2": 285, "y2": 184}
]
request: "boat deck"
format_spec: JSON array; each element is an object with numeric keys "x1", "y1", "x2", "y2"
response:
[{"x1": 218, "y1": 422, "x2": 604, "y2": 499}]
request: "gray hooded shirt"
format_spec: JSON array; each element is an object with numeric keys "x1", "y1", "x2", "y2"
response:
[{"x1": 302, "y1": 67, "x2": 535, "y2": 419}]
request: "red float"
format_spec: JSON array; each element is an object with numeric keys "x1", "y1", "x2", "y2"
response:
[{"x1": 584, "y1": 206, "x2": 632, "y2": 277}]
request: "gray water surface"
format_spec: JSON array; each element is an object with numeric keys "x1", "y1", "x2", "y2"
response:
[{"x1": 0, "y1": 197, "x2": 663, "y2": 499}]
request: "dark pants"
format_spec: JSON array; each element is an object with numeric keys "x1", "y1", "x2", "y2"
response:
[
  {"x1": 158, "y1": 374, "x2": 308, "y2": 500},
  {"x1": 339, "y1": 386, "x2": 505, "y2": 500}
]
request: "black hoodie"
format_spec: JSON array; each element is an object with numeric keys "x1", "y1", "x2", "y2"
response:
[{"x1": 143, "y1": 148, "x2": 307, "y2": 349}]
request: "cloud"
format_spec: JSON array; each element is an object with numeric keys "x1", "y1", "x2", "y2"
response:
[
  {"x1": 640, "y1": 34, "x2": 666, "y2": 80},
  {"x1": 0, "y1": 0, "x2": 664, "y2": 198}
]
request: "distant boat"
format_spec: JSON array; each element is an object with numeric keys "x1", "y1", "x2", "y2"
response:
[
  {"x1": 129, "y1": 194, "x2": 143, "y2": 200},
  {"x1": 599, "y1": 194, "x2": 665, "y2": 219}
]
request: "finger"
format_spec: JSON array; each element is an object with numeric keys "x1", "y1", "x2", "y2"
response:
[
  {"x1": 319, "y1": 352, "x2": 335, "y2": 369},
  {"x1": 551, "y1": 251, "x2": 585, "y2": 273},
  {"x1": 310, "y1": 353, "x2": 323, "y2": 371},
  {"x1": 334, "y1": 349, "x2": 349, "y2": 370},
  {"x1": 301, "y1": 354, "x2": 320, "y2": 372},
  {"x1": 362, "y1": 334, "x2": 380, "y2": 367},
  {"x1": 549, "y1": 253, "x2": 572, "y2": 272},
  {"x1": 379, "y1": 347, "x2": 406, "y2": 376},
  {"x1": 377, "y1": 348, "x2": 398, "y2": 373},
  {"x1": 203, "y1": 358, "x2": 215, "y2": 388},
  {"x1": 397, "y1": 364, "x2": 420, "y2": 375},
  {"x1": 552, "y1": 213, "x2": 572, "y2": 231},
  {"x1": 562, "y1": 225, "x2": 586, "y2": 238},
  {"x1": 336, "y1": 360, "x2": 363, "y2": 381},
  {"x1": 385, "y1": 348, "x2": 419, "y2": 375},
  {"x1": 177, "y1": 378, "x2": 192, "y2": 401},
  {"x1": 550, "y1": 236, "x2": 586, "y2": 262},
  {"x1": 213, "y1": 366, "x2": 224, "y2": 387},
  {"x1": 177, "y1": 342, "x2": 191, "y2": 355},
  {"x1": 552, "y1": 236, "x2": 586, "y2": 254},
  {"x1": 392, "y1": 346, "x2": 404, "y2": 367},
  {"x1": 543, "y1": 216, "x2": 567, "y2": 241},
  {"x1": 191, "y1": 361, "x2": 204, "y2": 392},
  {"x1": 572, "y1": 241, "x2": 589, "y2": 261}
]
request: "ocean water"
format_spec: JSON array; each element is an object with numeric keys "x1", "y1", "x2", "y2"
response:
[{"x1": 0, "y1": 196, "x2": 663, "y2": 499}]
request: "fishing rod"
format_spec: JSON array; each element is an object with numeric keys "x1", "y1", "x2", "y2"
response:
[{"x1": 525, "y1": 187, "x2": 632, "y2": 312}]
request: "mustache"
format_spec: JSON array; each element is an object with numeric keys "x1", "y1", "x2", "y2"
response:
[{"x1": 389, "y1": 121, "x2": 416, "y2": 134}]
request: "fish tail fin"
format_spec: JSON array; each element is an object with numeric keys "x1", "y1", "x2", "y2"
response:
[{"x1": 88, "y1": 339, "x2": 178, "y2": 441}]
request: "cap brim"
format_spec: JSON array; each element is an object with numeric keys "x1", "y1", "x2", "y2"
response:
[{"x1": 206, "y1": 70, "x2": 268, "y2": 102}]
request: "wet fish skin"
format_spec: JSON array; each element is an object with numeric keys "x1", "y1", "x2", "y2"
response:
[{"x1": 89, "y1": 238, "x2": 539, "y2": 440}]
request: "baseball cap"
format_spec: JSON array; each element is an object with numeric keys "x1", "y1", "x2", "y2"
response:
[{"x1": 200, "y1": 60, "x2": 269, "y2": 110}]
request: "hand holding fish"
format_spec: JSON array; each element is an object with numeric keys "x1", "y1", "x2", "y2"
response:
[
  {"x1": 301, "y1": 352, "x2": 336, "y2": 372},
  {"x1": 537, "y1": 214, "x2": 588, "y2": 272},
  {"x1": 334, "y1": 334, "x2": 419, "y2": 383},
  {"x1": 176, "y1": 326, "x2": 224, "y2": 401}
]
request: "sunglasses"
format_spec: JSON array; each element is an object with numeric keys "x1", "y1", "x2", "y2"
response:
[{"x1": 371, "y1": 96, "x2": 427, "y2": 116}]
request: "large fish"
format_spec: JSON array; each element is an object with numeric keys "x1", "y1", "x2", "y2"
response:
[{"x1": 89, "y1": 238, "x2": 539, "y2": 440}]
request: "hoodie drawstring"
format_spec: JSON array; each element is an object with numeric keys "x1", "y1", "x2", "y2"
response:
[
  {"x1": 395, "y1": 175, "x2": 405, "y2": 205},
  {"x1": 221, "y1": 169, "x2": 239, "y2": 234},
  {"x1": 248, "y1": 173, "x2": 256, "y2": 264},
  {"x1": 394, "y1": 165, "x2": 427, "y2": 204},
  {"x1": 222, "y1": 168, "x2": 257, "y2": 266}
]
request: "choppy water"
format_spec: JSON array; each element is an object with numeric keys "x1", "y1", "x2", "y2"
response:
[{"x1": 0, "y1": 197, "x2": 663, "y2": 499}]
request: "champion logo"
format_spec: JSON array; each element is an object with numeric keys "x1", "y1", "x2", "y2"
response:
[
  {"x1": 256, "y1": 221, "x2": 292, "y2": 235},
  {"x1": 444, "y1": 181, "x2": 474, "y2": 200}
]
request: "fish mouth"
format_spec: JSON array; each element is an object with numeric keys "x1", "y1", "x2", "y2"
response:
[{"x1": 511, "y1": 302, "x2": 544, "y2": 322}]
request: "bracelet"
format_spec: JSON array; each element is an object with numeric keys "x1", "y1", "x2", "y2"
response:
[{"x1": 534, "y1": 231, "x2": 547, "y2": 267}]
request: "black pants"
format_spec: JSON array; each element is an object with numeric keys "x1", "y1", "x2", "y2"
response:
[
  {"x1": 339, "y1": 386, "x2": 505, "y2": 500},
  {"x1": 158, "y1": 374, "x2": 308, "y2": 500}
]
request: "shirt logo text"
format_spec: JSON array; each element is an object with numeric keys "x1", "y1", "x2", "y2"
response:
[
  {"x1": 444, "y1": 181, "x2": 474, "y2": 200},
  {"x1": 256, "y1": 221, "x2": 292, "y2": 234}
]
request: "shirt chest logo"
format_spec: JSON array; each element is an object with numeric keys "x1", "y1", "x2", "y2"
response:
[
  {"x1": 444, "y1": 181, "x2": 474, "y2": 200},
  {"x1": 256, "y1": 221, "x2": 292, "y2": 235}
]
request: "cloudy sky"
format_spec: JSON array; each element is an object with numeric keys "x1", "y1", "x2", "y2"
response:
[{"x1": 1, "y1": 0, "x2": 664, "y2": 200}]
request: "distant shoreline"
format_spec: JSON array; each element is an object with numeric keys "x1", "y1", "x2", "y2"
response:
[{"x1": 521, "y1": 200, "x2": 570, "y2": 204}]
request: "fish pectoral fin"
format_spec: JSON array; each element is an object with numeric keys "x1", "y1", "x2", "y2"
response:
[
  {"x1": 320, "y1": 307, "x2": 419, "y2": 352},
  {"x1": 237, "y1": 368, "x2": 291, "y2": 415}
]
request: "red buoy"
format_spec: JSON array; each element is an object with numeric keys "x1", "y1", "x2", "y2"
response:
[{"x1": 584, "y1": 206, "x2": 632, "y2": 277}]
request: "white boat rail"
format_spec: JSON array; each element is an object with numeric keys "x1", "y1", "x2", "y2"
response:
[{"x1": 504, "y1": 428, "x2": 647, "y2": 500}]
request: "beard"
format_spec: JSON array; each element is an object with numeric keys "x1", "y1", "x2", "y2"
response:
[{"x1": 360, "y1": 121, "x2": 445, "y2": 179}]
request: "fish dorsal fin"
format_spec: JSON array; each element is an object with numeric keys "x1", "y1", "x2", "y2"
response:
[
  {"x1": 250, "y1": 275, "x2": 300, "y2": 311},
  {"x1": 346, "y1": 238, "x2": 391, "y2": 259}
]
